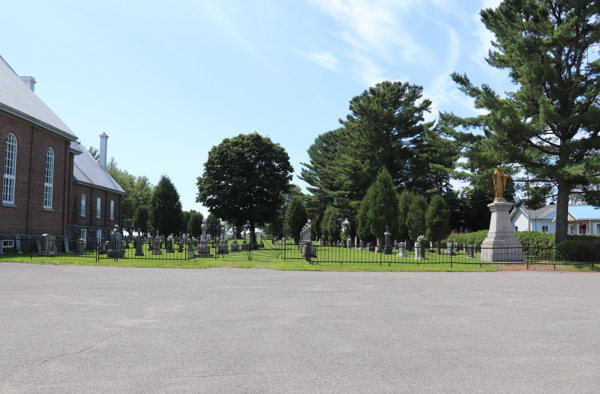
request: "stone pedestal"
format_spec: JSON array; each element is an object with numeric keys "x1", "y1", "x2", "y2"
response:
[
  {"x1": 480, "y1": 200, "x2": 524, "y2": 262},
  {"x1": 39, "y1": 234, "x2": 56, "y2": 256}
]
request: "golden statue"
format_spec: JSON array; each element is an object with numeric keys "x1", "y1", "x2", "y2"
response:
[{"x1": 492, "y1": 165, "x2": 509, "y2": 200}]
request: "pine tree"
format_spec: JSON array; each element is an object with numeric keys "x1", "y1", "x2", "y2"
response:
[
  {"x1": 442, "y1": 0, "x2": 600, "y2": 242},
  {"x1": 149, "y1": 175, "x2": 183, "y2": 237},
  {"x1": 284, "y1": 197, "x2": 308, "y2": 244},
  {"x1": 406, "y1": 195, "x2": 428, "y2": 243},
  {"x1": 357, "y1": 169, "x2": 400, "y2": 243},
  {"x1": 397, "y1": 191, "x2": 415, "y2": 242},
  {"x1": 322, "y1": 205, "x2": 341, "y2": 244},
  {"x1": 425, "y1": 195, "x2": 451, "y2": 246}
]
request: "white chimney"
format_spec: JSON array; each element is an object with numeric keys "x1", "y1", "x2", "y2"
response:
[
  {"x1": 20, "y1": 76, "x2": 36, "y2": 92},
  {"x1": 99, "y1": 133, "x2": 108, "y2": 170}
]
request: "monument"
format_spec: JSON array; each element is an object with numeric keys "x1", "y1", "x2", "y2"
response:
[{"x1": 480, "y1": 166, "x2": 524, "y2": 262}]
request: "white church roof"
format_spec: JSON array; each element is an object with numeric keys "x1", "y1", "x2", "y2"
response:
[
  {"x1": 0, "y1": 55, "x2": 77, "y2": 140},
  {"x1": 72, "y1": 142, "x2": 125, "y2": 194}
]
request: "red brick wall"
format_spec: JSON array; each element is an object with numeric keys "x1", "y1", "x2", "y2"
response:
[
  {"x1": 0, "y1": 112, "x2": 71, "y2": 235},
  {"x1": 71, "y1": 183, "x2": 121, "y2": 236}
]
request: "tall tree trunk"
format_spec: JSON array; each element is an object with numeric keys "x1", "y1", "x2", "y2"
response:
[{"x1": 555, "y1": 180, "x2": 570, "y2": 243}]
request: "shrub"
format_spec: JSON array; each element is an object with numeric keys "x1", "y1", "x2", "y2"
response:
[{"x1": 556, "y1": 237, "x2": 600, "y2": 263}]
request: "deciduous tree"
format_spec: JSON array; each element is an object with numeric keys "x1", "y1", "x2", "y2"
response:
[{"x1": 196, "y1": 133, "x2": 293, "y2": 244}]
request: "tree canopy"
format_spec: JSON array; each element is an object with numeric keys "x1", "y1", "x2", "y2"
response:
[
  {"x1": 300, "y1": 81, "x2": 458, "y2": 237},
  {"x1": 442, "y1": 0, "x2": 600, "y2": 242},
  {"x1": 196, "y1": 133, "x2": 293, "y2": 243}
]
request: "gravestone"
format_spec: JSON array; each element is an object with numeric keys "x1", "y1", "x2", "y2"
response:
[
  {"x1": 414, "y1": 242, "x2": 427, "y2": 260},
  {"x1": 219, "y1": 225, "x2": 229, "y2": 254},
  {"x1": 166, "y1": 234, "x2": 175, "y2": 253},
  {"x1": 396, "y1": 242, "x2": 407, "y2": 257},
  {"x1": 467, "y1": 244, "x2": 475, "y2": 258},
  {"x1": 38, "y1": 234, "x2": 56, "y2": 256},
  {"x1": 195, "y1": 219, "x2": 211, "y2": 257},
  {"x1": 135, "y1": 231, "x2": 144, "y2": 256},
  {"x1": 347, "y1": 236, "x2": 353, "y2": 249},
  {"x1": 384, "y1": 232, "x2": 393, "y2": 255},
  {"x1": 359, "y1": 240, "x2": 365, "y2": 251},
  {"x1": 63, "y1": 237, "x2": 69, "y2": 254},
  {"x1": 152, "y1": 237, "x2": 162, "y2": 255},
  {"x1": 231, "y1": 227, "x2": 239, "y2": 252},
  {"x1": 107, "y1": 225, "x2": 124, "y2": 258},
  {"x1": 374, "y1": 239, "x2": 382, "y2": 253}
]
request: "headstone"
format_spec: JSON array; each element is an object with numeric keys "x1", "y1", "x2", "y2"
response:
[
  {"x1": 16, "y1": 234, "x2": 21, "y2": 254},
  {"x1": 374, "y1": 238, "x2": 382, "y2": 253},
  {"x1": 347, "y1": 236, "x2": 353, "y2": 249},
  {"x1": 63, "y1": 237, "x2": 69, "y2": 254},
  {"x1": 367, "y1": 242, "x2": 374, "y2": 252},
  {"x1": 396, "y1": 242, "x2": 407, "y2": 257},
  {"x1": 166, "y1": 234, "x2": 175, "y2": 253},
  {"x1": 135, "y1": 232, "x2": 144, "y2": 256},
  {"x1": 152, "y1": 237, "x2": 162, "y2": 255},
  {"x1": 77, "y1": 238, "x2": 86, "y2": 255},
  {"x1": 445, "y1": 240, "x2": 455, "y2": 256},
  {"x1": 384, "y1": 232, "x2": 393, "y2": 255},
  {"x1": 467, "y1": 244, "x2": 475, "y2": 258},
  {"x1": 38, "y1": 234, "x2": 56, "y2": 256},
  {"x1": 414, "y1": 241, "x2": 427, "y2": 260},
  {"x1": 359, "y1": 240, "x2": 365, "y2": 251},
  {"x1": 107, "y1": 225, "x2": 124, "y2": 258},
  {"x1": 195, "y1": 219, "x2": 211, "y2": 257}
]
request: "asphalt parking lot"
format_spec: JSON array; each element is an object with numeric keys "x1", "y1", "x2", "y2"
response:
[{"x1": 1, "y1": 263, "x2": 599, "y2": 393}]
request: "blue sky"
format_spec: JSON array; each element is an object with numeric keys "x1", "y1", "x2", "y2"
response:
[{"x1": 2, "y1": 0, "x2": 512, "y2": 216}]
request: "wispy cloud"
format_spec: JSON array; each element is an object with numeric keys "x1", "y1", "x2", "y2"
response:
[
  {"x1": 471, "y1": 0, "x2": 502, "y2": 64},
  {"x1": 304, "y1": 51, "x2": 339, "y2": 71}
]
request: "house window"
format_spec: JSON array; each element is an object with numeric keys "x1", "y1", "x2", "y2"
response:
[
  {"x1": 542, "y1": 225, "x2": 548, "y2": 233},
  {"x1": 2, "y1": 240, "x2": 14, "y2": 248},
  {"x1": 96, "y1": 197, "x2": 101, "y2": 219},
  {"x1": 110, "y1": 200, "x2": 115, "y2": 221},
  {"x1": 43, "y1": 147, "x2": 54, "y2": 209},
  {"x1": 3, "y1": 133, "x2": 17, "y2": 204},
  {"x1": 514, "y1": 226, "x2": 518, "y2": 232},
  {"x1": 580, "y1": 226, "x2": 587, "y2": 235},
  {"x1": 597, "y1": 224, "x2": 600, "y2": 235},
  {"x1": 80, "y1": 228, "x2": 87, "y2": 241},
  {"x1": 569, "y1": 225, "x2": 573, "y2": 235},
  {"x1": 80, "y1": 194, "x2": 86, "y2": 217}
]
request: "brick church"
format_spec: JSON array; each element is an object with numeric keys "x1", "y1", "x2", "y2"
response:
[{"x1": 0, "y1": 55, "x2": 124, "y2": 246}]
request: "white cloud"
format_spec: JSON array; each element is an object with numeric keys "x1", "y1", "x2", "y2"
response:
[
  {"x1": 306, "y1": 0, "x2": 424, "y2": 85},
  {"x1": 304, "y1": 51, "x2": 339, "y2": 71}
]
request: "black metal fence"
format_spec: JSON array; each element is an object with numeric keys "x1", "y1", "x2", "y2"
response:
[
  {"x1": 1, "y1": 237, "x2": 597, "y2": 268},
  {"x1": 281, "y1": 242, "x2": 599, "y2": 269}
]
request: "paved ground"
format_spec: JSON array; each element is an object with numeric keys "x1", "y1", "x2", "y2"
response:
[{"x1": 1, "y1": 263, "x2": 599, "y2": 394}]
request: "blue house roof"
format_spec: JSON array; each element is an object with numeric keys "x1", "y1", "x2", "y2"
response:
[{"x1": 568, "y1": 206, "x2": 600, "y2": 220}]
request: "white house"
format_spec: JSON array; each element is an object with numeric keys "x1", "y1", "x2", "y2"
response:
[{"x1": 510, "y1": 205, "x2": 600, "y2": 235}]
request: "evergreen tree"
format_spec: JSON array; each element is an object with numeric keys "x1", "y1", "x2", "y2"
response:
[
  {"x1": 425, "y1": 195, "x2": 451, "y2": 246},
  {"x1": 149, "y1": 175, "x2": 183, "y2": 237},
  {"x1": 356, "y1": 197, "x2": 373, "y2": 244},
  {"x1": 313, "y1": 213, "x2": 323, "y2": 242},
  {"x1": 284, "y1": 196, "x2": 308, "y2": 244},
  {"x1": 357, "y1": 168, "x2": 400, "y2": 242},
  {"x1": 322, "y1": 204, "x2": 341, "y2": 243},
  {"x1": 206, "y1": 213, "x2": 221, "y2": 240},
  {"x1": 398, "y1": 191, "x2": 415, "y2": 241},
  {"x1": 133, "y1": 205, "x2": 149, "y2": 236},
  {"x1": 442, "y1": 0, "x2": 600, "y2": 243},
  {"x1": 406, "y1": 195, "x2": 428, "y2": 242},
  {"x1": 187, "y1": 212, "x2": 203, "y2": 237}
]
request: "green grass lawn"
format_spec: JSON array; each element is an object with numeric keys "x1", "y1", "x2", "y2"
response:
[{"x1": 1, "y1": 240, "x2": 595, "y2": 272}]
